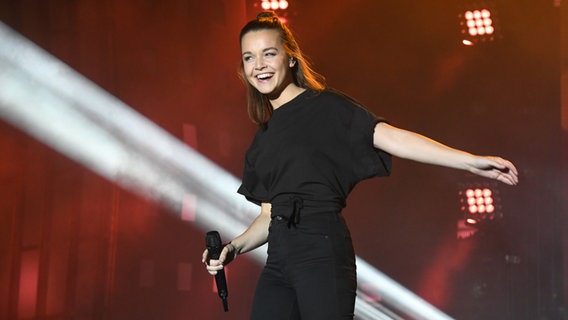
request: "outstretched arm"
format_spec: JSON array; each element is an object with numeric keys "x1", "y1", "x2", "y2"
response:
[
  {"x1": 202, "y1": 202, "x2": 272, "y2": 275},
  {"x1": 373, "y1": 122, "x2": 519, "y2": 185}
]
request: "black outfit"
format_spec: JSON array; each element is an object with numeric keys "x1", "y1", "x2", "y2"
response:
[{"x1": 238, "y1": 89, "x2": 391, "y2": 319}]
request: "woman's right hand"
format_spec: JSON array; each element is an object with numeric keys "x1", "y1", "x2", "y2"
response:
[
  {"x1": 202, "y1": 243, "x2": 236, "y2": 276},
  {"x1": 202, "y1": 204, "x2": 271, "y2": 275}
]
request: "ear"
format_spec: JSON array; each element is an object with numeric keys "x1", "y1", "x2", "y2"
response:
[{"x1": 289, "y1": 57, "x2": 296, "y2": 68}]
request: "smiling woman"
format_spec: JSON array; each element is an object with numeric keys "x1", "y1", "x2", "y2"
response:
[
  {"x1": 202, "y1": 11, "x2": 518, "y2": 320},
  {"x1": 237, "y1": 12, "x2": 326, "y2": 126},
  {"x1": 240, "y1": 29, "x2": 300, "y2": 107}
]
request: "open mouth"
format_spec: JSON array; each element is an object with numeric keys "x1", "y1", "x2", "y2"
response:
[{"x1": 256, "y1": 73, "x2": 273, "y2": 80}]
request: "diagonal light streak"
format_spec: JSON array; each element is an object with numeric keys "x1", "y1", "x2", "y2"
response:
[{"x1": 0, "y1": 21, "x2": 453, "y2": 320}]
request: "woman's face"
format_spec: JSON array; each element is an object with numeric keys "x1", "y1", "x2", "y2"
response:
[{"x1": 241, "y1": 29, "x2": 295, "y2": 98}]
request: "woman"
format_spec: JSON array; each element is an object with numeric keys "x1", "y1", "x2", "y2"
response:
[{"x1": 203, "y1": 12, "x2": 518, "y2": 320}]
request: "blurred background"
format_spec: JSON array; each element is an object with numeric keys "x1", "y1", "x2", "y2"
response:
[{"x1": 0, "y1": 0, "x2": 566, "y2": 319}]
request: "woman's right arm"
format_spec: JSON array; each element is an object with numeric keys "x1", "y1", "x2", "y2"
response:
[{"x1": 202, "y1": 202, "x2": 272, "y2": 275}]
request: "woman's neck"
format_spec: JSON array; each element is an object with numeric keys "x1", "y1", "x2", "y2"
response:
[{"x1": 269, "y1": 84, "x2": 306, "y2": 110}]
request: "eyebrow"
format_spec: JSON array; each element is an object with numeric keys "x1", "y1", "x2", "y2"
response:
[{"x1": 242, "y1": 47, "x2": 279, "y2": 56}]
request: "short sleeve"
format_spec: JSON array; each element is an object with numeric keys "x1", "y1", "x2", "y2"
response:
[
  {"x1": 237, "y1": 133, "x2": 266, "y2": 206},
  {"x1": 349, "y1": 106, "x2": 392, "y2": 180}
]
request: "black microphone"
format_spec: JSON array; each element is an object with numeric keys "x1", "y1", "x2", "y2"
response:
[{"x1": 205, "y1": 230, "x2": 229, "y2": 312}]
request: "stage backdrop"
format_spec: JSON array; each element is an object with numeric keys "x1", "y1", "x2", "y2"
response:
[{"x1": 0, "y1": 0, "x2": 564, "y2": 319}]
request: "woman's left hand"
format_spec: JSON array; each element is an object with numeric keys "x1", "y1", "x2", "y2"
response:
[{"x1": 469, "y1": 156, "x2": 519, "y2": 186}]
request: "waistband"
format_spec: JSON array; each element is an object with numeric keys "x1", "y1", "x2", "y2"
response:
[{"x1": 270, "y1": 196, "x2": 344, "y2": 228}]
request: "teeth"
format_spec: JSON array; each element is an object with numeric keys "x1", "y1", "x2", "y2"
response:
[{"x1": 256, "y1": 73, "x2": 272, "y2": 80}]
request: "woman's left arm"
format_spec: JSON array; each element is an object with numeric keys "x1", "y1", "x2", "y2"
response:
[{"x1": 373, "y1": 122, "x2": 519, "y2": 185}]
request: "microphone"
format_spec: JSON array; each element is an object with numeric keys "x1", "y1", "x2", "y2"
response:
[{"x1": 205, "y1": 231, "x2": 229, "y2": 312}]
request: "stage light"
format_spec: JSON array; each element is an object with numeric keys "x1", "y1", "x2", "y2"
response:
[
  {"x1": 458, "y1": 183, "x2": 502, "y2": 226},
  {"x1": 466, "y1": 218, "x2": 478, "y2": 225},
  {"x1": 464, "y1": 9, "x2": 494, "y2": 36},
  {"x1": 261, "y1": 0, "x2": 288, "y2": 11},
  {"x1": 458, "y1": 3, "x2": 501, "y2": 45},
  {"x1": 260, "y1": 0, "x2": 290, "y2": 11}
]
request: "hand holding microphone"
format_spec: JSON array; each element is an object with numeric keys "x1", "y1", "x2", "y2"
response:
[{"x1": 203, "y1": 231, "x2": 235, "y2": 312}]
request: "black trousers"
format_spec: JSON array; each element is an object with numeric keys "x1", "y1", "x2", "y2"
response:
[{"x1": 250, "y1": 212, "x2": 357, "y2": 320}]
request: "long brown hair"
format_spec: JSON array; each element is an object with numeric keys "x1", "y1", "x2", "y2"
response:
[{"x1": 239, "y1": 12, "x2": 326, "y2": 126}]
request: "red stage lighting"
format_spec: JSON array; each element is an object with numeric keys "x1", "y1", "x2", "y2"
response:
[
  {"x1": 261, "y1": 0, "x2": 289, "y2": 11},
  {"x1": 459, "y1": 183, "x2": 502, "y2": 226},
  {"x1": 466, "y1": 218, "x2": 478, "y2": 225},
  {"x1": 464, "y1": 9, "x2": 494, "y2": 36},
  {"x1": 458, "y1": 4, "x2": 501, "y2": 45}
]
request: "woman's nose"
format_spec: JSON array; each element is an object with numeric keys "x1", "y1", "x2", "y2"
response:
[{"x1": 254, "y1": 58, "x2": 266, "y2": 70}]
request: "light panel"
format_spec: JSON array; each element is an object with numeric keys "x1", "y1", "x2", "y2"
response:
[
  {"x1": 261, "y1": 0, "x2": 289, "y2": 11},
  {"x1": 458, "y1": 183, "x2": 502, "y2": 226},
  {"x1": 458, "y1": 3, "x2": 501, "y2": 46}
]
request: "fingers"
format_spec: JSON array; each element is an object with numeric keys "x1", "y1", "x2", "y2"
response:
[
  {"x1": 492, "y1": 157, "x2": 519, "y2": 176},
  {"x1": 492, "y1": 157, "x2": 519, "y2": 185},
  {"x1": 203, "y1": 254, "x2": 224, "y2": 276},
  {"x1": 473, "y1": 156, "x2": 519, "y2": 186},
  {"x1": 206, "y1": 260, "x2": 224, "y2": 276},
  {"x1": 202, "y1": 248, "x2": 228, "y2": 276},
  {"x1": 495, "y1": 170, "x2": 518, "y2": 186}
]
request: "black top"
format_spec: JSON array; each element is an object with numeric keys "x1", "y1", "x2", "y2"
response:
[{"x1": 237, "y1": 89, "x2": 392, "y2": 209}]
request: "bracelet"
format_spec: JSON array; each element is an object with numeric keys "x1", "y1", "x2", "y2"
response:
[{"x1": 226, "y1": 242, "x2": 237, "y2": 257}]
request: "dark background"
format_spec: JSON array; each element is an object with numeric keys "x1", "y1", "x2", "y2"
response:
[{"x1": 0, "y1": 0, "x2": 565, "y2": 319}]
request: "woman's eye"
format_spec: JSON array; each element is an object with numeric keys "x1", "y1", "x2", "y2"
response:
[
  {"x1": 243, "y1": 56, "x2": 254, "y2": 62},
  {"x1": 265, "y1": 52, "x2": 276, "y2": 57}
]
